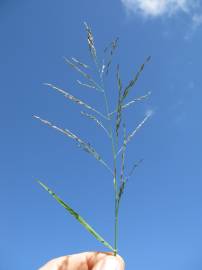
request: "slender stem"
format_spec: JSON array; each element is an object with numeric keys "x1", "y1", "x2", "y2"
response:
[
  {"x1": 95, "y1": 60, "x2": 119, "y2": 255},
  {"x1": 103, "y1": 94, "x2": 118, "y2": 256},
  {"x1": 114, "y1": 197, "x2": 119, "y2": 255}
]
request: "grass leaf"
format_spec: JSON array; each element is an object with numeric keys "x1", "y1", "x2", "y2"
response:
[{"x1": 37, "y1": 180, "x2": 114, "y2": 252}]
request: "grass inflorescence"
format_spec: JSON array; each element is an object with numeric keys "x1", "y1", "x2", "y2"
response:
[{"x1": 34, "y1": 23, "x2": 152, "y2": 256}]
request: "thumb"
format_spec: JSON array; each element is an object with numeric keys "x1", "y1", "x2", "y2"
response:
[{"x1": 93, "y1": 255, "x2": 125, "y2": 270}]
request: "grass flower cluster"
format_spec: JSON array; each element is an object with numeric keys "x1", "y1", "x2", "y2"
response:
[{"x1": 34, "y1": 23, "x2": 151, "y2": 256}]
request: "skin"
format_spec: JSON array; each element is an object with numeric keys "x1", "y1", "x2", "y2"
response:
[{"x1": 39, "y1": 252, "x2": 125, "y2": 270}]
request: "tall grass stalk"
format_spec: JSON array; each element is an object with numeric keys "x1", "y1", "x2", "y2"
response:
[{"x1": 34, "y1": 23, "x2": 152, "y2": 256}]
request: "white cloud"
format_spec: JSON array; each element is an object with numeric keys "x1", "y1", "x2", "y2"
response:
[
  {"x1": 192, "y1": 13, "x2": 202, "y2": 27},
  {"x1": 121, "y1": 0, "x2": 197, "y2": 17},
  {"x1": 184, "y1": 12, "x2": 202, "y2": 40}
]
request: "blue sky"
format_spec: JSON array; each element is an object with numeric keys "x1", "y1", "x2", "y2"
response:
[{"x1": 1, "y1": 1, "x2": 202, "y2": 269}]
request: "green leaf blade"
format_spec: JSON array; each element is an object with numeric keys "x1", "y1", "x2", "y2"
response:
[{"x1": 37, "y1": 180, "x2": 114, "y2": 252}]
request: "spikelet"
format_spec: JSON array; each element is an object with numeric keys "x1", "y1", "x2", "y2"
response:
[
  {"x1": 84, "y1": 22, "x2": 97, "y2": 63},
  {"x1": 44, "y1": 83, "x2": 106, "y2": 119},
  {"x1": 122, "y1": 56, "x2": 151, "y2": 101},
  {"x1": 33, "y1": 116, "x2": 113, "y2": 174},
  {"x1": 71, "y1": 57, "x2": 89, "y2": 69},
  {"x1": 115, "y1": 64, "x2": 123, "y2": 138},
  {"x1": 81, "y1": 111, "x2": 110, "y2": 137},
  {"x1": 104, "y1": 37, "x2": 119, "y2": 75}
]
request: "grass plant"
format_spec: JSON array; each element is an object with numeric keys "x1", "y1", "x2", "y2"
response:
[{"x1": 34, "y1": 23, "x2": 152, "y2": 256}]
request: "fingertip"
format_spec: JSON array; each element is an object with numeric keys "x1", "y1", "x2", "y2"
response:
[
  {"x1": 112, "y1": 254, "x2": 125, "y2": 270},
  {"x1": 116, "y1": 254, "x2": 125, "y2": 270},
  {"x1": 102, "y1": 254, "x2": 125, "y2": 270}
]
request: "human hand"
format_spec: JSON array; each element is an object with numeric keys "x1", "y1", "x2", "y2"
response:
[{"x1": 39, "y1": 251, "x2": 125, "y2": 270}]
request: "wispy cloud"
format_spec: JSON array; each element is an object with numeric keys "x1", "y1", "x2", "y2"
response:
[
  {"x1": 192, "y1": 13, "x2": 202, "y2": 27},
  {"x1": 121, "y1": 0, "x2": 202, "y2": 38},
  {"x1": 121, "y1": 0, "x2": 199, "y2": 17},
  {"x1": 184, "y1": 12, "x2": 202, "y2": 39}
]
